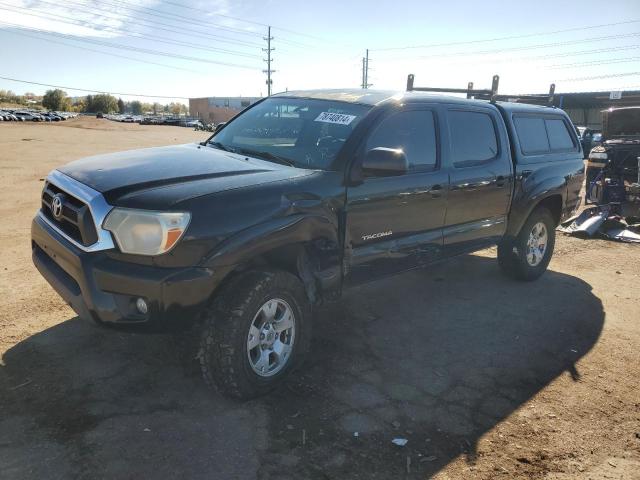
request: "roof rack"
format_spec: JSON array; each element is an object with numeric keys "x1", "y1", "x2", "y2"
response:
[{"x1": 406, "y1": 74, "x2": 556, "y2": 106}]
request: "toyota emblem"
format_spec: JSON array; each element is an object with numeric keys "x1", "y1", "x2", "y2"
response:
[{"x1": 51, "y1": 194, "x2": 64, "y2": 220}]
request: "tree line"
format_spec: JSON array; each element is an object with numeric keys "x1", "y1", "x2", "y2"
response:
[
  {"x1": 10, "y1": 88, "x2": 189, "y2": 115},
  {"x1": 0, "y1": 89, "x2": 41, "y2": 106}
]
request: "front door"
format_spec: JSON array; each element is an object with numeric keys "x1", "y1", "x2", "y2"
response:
[{"x1": 344, "y1": 106, "x2": 448, "y2": 285}]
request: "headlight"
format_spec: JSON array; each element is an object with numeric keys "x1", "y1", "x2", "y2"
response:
[
  {"x1": 589, "y1": 152, "x2": 608, "y2": 160},
  {"x1": 103, "y1": 208, "x2": 191, "y2": 255}
]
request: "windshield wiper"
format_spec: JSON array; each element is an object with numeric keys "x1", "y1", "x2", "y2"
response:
[
  {"x1": 207, "y1": 141, "x2": 236, "y2": 153},
  {"x1": 236, "y1": 148, "x2": 296, "y2": 167}
]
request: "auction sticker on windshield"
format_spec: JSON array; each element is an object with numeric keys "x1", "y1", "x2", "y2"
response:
[{"x1": 314, "y1": 112, "x2": 357, "y2": 125}]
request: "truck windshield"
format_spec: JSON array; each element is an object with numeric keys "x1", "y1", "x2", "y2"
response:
[{"x1": 208, "y1": 97, "x2": 371, "y2": 170}]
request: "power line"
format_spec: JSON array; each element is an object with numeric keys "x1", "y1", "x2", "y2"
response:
[
  {"x1": 558, "y1": 71, "x2": 640, "y2": 81},
  {"x1": 0, "y1": 76, "x2": 190, "y2": 99},
  {"x1": 159, "y1": 0, "x2": 333, "y2": 42},
  {"x1": 375, "y1": 32, "x2": 640, "y2": 61},
  {"x1": 474, "y1": 44, "x2": 640, "y2": 64},
  {"x1": 404, "y1": 44, "x2": 640, "y2": 69},
  {"x1": 114, "y1": 0, "x2": 322, "y2": 51},
  {"x1": 112, "y1": 0, "x2": 321, "y2": 49},
  {"x1": 372, "y1": 18, "x2": 640, "y2": 51},
  {"x1": 548, "y1": 56, "x2": 640, "y2": 69},
  {"x1": 0, "y1": 1, "x2": 263, "y2": 49},
  {"x1": 98, "y1": 0, "x2": 263, "y2": 38},
  {"x1": 0, "y1": 7, "x2": 262, "y2": 59},
  {"x1": 0, "y1": 17, "x2": 258, "y2": 70},
  {"x1": 0, "y1": 24, "x2": 204, "y2": 73}
]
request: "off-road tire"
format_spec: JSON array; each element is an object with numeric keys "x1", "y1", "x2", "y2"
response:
[
  {"x1": 498, "y1": 207, "x2": 556, "y2": 281},
  {"x1": 198, "y1": 269, "x2": 311, "y2": 399}
]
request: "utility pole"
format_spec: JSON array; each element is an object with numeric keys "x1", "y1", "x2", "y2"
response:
[
  {"x1": 361, "y1": 49, "x2": 371, "y2": 89},
  {"x1": 365, "y1": 49, "x2": 370, "y2": 89},
  {"x1": 263, "y1": 26, "x2": 275, "y2": 96}
]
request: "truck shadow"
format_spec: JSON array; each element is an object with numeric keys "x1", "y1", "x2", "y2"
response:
[{"x1": 0, "y1": 254, "x2": 603, "y2": 479}]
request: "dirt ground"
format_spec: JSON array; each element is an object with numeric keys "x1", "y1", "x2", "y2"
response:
[{"x1": 0, "y1": 117, "x2": 638, "y2": 479}]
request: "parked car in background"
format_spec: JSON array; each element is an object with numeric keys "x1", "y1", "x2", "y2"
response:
[
  {"x1": 162, "y1": 117, "x2": 181, "y2": 126},
  {"x1": 576, "y1": 126, "x2": 600, "y2": 157},
  {"x1": 5, "y1": 111, "x2": 23, "y2": 121},
  {"x1": 591, "y1": 132, "x2": 603, "y2": 148},
  {"x1": 140, "y1": 116, "x2": 161, "y2": 125},
  {"x1": 44, "y1": 112, "x2": 62, "y2": 121},
  {"x1": 0, "y1": 109, "x2": 77, "y2": 122},
  {"x1": 15, "y1": 111, "x2": 41, "y2": 121},
  {"x1": 184, "y1": 119, "x2": 203, "y2": 128}
]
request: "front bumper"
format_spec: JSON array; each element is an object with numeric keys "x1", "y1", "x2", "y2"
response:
[{"x1": 31, "y1": 214, "x2": 222, "y2": 328}]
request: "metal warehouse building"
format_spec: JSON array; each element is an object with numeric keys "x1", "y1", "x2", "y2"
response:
[
  {"x1": 189, "y1": 96, "x2": 261, "y2": 124},
  {"x1": 517, "y1": 89, "x2": 640, "y2": 130}
]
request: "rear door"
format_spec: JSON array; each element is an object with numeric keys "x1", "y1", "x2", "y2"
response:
[
  {"x1": 442, "y1": 106, "x2": 513, "y2": 255},
  {"x1": 344, "y1": 105, "x2": 449, "y2": 285}
]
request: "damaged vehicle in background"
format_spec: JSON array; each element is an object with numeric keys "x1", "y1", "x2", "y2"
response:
[
  {"x1": 586, "y1": 106, "x2": 640, "y2": 205},
  {"x1": 568, "y1": 106, "x2": 640, "y2": 243},
  {"x1": 31, "y1": 77, "x2": 584, "y2": 399}
]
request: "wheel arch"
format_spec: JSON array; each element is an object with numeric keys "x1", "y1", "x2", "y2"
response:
[
  {"x1": 202, "y1": 214, "x2": 342, "y2": 304},
  {"x1": 507, "y1": 190, "x2": 564, "y2": 237}
]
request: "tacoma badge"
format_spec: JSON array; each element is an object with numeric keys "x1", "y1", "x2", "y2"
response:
[{"x1": 362, "y1": 231, "x2": 393, "y2": 241}]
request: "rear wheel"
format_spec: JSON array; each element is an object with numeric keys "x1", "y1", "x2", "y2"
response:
[
  {"x1": 198, "y1": 270, "x2": 311, "y2": 399},
  {"x1": 498, "y1": 207, "x2": 556, "y2": 281}
]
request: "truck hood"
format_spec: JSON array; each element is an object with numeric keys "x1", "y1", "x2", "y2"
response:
[{"x1": 58, "y1": 143, "x2": 313, "y2": 206}]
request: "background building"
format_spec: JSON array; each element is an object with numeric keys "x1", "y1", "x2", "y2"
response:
[
  {"x1": 516, "y1": 89, "x2": 640, "y2": 130},
  {"x1": 189, "y1": 96, "x2": 261, "y2": 123}
]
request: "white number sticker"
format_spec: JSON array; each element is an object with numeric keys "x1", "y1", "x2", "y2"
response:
[{"x1": 314, "y1": 112, "x2": 357, "y2": 125}]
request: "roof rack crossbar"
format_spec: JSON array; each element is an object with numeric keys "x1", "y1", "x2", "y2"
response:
[
  {"x1": 407, "y1": 74, "x2": 500, "y2": 102},
  {"x1": 409, "y1": 86, "x2": 493, "y2": 95},
  {"x1": 406, "y1": 74, "x2": 555, "y2": 105}
]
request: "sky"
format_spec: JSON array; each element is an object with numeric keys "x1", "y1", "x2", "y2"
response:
[{"x1": 0, "y1": 0, "x2": 639, "y2": 104}]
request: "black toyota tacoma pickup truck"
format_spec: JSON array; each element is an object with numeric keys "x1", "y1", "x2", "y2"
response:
[{"x1": 32, "y1": 87, "x2": 584, "y2": 398}]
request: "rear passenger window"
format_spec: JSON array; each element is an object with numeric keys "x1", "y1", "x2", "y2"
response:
[
  {"x1": 545, "y1": 118, "x2": 575, "y2": 151},
  {"x1": 366, "y1": 110, "x2": 437, "y2": 171},
  {"x1": 514, "y1": 117, "x2": 550, "y2": 154},
  {"x1": 514, "y1": 115, "x2": 577, "y2": 155},
  {"x1": 448, "y1": 111, "x2": 498, "y2": 167}
]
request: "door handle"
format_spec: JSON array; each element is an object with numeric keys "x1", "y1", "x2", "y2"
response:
[
  {"x1": 429, "y1": 184, "x2": 443, "y2": 197},
  {"x1": 495, "y1": 175, "x2": 506, "y2": 187}
]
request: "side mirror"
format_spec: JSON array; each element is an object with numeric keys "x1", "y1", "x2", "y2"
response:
[
  {"x1": 214, "y1": 122, "x2": 226, "y2": 133},
  {"x1": 362, "y1": 147, "x2": 408, "y2": 177}
]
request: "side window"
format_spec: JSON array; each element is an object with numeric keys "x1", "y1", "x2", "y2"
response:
[
  {"x1": 545, "y1": 118, "x2": 575, "y2": 151},
  {"x1": 448, "y1": 110, "x2": 498, "y2": 167},
  {"x1": 514, "y1": 116, "x2": 550, "y2": 154},
  {"x1": 366, "y1": 110, "x2": 437, "y2": 171}
]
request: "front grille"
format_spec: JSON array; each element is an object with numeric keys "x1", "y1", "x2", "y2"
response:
[{"x1": 41, "y1": 182, "x2": 99, "y2": 246}]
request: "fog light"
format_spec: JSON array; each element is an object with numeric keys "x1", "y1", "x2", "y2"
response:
[{"x1": 135, "y1": 297, "x2": 148, "y2": 315}]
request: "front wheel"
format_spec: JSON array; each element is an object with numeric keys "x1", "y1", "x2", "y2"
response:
[
  {"x1": 198, "y1": 270, "x2": 311, "y2": 399},
  {"x1": 498, "y1": 207, "x2": 556, "y2": 281}
]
